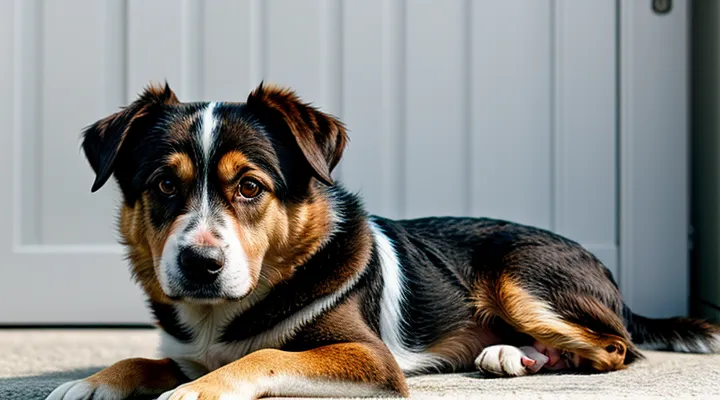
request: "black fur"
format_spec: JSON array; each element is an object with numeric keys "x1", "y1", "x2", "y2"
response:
[
  {"x1": 82, "y1": 86, "x2": 719, "y2": 383},
  {"x1": 149, "y1": 301, "x2": 193, "y2": 343}
]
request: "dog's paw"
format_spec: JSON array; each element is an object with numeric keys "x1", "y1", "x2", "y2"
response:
[
  {"x1": 45, "y1": 379, "x2": 124, "y2": 400},
  {"x1": 157, "y1": 382, "x2": 252, "y2": 400},
  {"x1": 475, "y1": 345, "x2": 538, "y2": 377}
]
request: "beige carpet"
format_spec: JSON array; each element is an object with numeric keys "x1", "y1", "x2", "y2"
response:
[{"x1": 2, "y1": 329, "x2": 720, "y2": 399}]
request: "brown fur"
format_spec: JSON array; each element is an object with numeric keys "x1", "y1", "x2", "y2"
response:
[
  {"x1": 426, "y1": 323, "x2": 494, "y2": 371},
  {"x1": 168, "y1": 342, "x2": 407, "y2": 399},
  {"x1": 167, "y1": 152, "x2": 195, "y2": 182},
  {"x1": 119, "y1": 202, "x2": 169, "y2": 304},
  {"x1": 84, "y1": 358, "x2": 185, "y2": 397},
  {"x1": 217, "y1": 151, "x2": 252, "y2": 185},
  {"x1": 475, "y1": 275, "x2": 632, "y2": 371},
  {"x1": 246, "y1": 83, "x2": 348, "y2": 185},
  {"x1": 261, "y1": 190, "x2": 339, "y2": 287}
]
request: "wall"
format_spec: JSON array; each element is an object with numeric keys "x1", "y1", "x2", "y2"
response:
[{"x1": 0, "y1": 0, "x2": 689, "y2": 323}]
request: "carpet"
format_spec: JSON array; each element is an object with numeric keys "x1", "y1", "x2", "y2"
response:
[{"x1": 1, "y1": 329, "x2": 719, "y2": 399}]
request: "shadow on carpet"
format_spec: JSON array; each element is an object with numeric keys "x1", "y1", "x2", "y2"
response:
[{"x1": 0, "y1": 367, "x2": 103, "y2": 400}]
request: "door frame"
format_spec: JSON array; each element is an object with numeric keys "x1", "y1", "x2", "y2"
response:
[{"x1": 618, "y1": 0, "x2": 690, "y2": 317}]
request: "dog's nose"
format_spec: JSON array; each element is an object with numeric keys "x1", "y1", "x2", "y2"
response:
[{"x1": 178, "y1": 246, "x2": 225, "y2": 284}]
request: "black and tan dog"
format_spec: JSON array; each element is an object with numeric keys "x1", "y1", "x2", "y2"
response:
[{"x1": 48, "y1": 82, "x2": 719, "y2": 400}]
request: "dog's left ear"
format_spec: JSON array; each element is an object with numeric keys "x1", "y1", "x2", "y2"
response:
[{"x1": 246, "y1": 83, "x2": 348, "y2": 186}]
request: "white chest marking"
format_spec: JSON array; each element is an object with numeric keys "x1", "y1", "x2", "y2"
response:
[{"x1": 369, "y1": 220, "x2": 446, "y2": 373}]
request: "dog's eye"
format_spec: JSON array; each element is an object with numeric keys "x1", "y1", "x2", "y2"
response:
[
  {"x1": 158, "y1": 178, "x2": 177, "y2": 196},
  {"x1": 237, "y1": 178, "x2": 262, "y2": 199}
]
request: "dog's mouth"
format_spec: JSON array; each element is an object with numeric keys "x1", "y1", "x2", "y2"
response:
[
  {"x1": 167, "y1": 290, "x2": 249, "y2": 305},
  {"x1": 161, "y1": 273, "x2": 253, "y2": 304}
]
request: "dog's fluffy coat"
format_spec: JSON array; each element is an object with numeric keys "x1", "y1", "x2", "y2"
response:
[{"x1": 47, "y1": 82, "x2": 720, "y2": 400}]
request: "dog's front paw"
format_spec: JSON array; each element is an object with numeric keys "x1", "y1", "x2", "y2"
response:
[
  {"x1": 475, "y1": 345, "x2": 538, "y2": 377},
  {"x1": 158, "y1": 381, "x2": 253, "y2": 400},
  {"x1": 46, "y1": 379, "x2": 124, "y2": 400}
]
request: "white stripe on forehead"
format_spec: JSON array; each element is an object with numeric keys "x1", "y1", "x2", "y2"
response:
[
  {"x1": 195, "y1": 101, "x2": 218, "y2": 223},
  {"x1": 201, "y1": 102, "x2": 218, "y2": 160}
]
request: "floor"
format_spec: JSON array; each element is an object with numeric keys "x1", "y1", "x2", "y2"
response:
[{"x1": 2, "y1": 329, "x2": 720, "y2": 399}]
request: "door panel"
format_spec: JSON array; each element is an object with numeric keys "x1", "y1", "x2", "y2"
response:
[
  {"x1": 0, "y1": 0, "x2": 676, "y2": 323},
  {"x1": 404, "y1": 0, "x2": 470, "y2": 219},
  {"x1": 470, "y1": 0, "x2": 553, "y2": 230},
  {"x1": 0, "y1": 0, "x2": 148, "y2": 323},
  {"x1": 619, "y1": 0, "x2": 689, "y2": 317}
]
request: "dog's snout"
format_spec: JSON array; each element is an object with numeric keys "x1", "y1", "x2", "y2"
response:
[{"x1": 178, "y1": 245, "x2": 225, "y2": 284}]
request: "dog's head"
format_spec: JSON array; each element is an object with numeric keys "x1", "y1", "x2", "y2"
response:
[{"x1": 83, "y1": 82, "x2": 347, "y2": 304}]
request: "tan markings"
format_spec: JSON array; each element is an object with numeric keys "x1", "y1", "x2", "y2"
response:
[
  {"x1": 169, "y1": 342, "x2": 408, "y2": 398},
  {"x1": 85, "y1": 357, "x2": 184, "y2": 397},
  {"x1": 427, "y1": 323, "x2": 497, "y2": 371},
  {"x1": 167, "y1": 153, "x2": 194, "y2": 182},
  {"x1": 263, "y1": 191, "x2": 334, "y2": 273},
  {"x1": 472, "y1": 282, "x2": 497, "y2": 328},
  {"x1": 118, "y1": 195, "x2": 183, "y2": 304},
  {"x1": 475, "y1": 276, "x2": 632, "y2": 372},
  {"x1": 118, "y1": 202, "x2": 166, "y2": 303},
  {"x1": 217, "y1": 151, "x2": 250, "y2": 184}
]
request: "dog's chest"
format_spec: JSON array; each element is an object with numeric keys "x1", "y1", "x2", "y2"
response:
[
  {"x1": 160, "y1": 327, "x2": 240, "y2": 370},
  {"x1": 159, "y1": 303, "x2": 270, "y2": 377}
]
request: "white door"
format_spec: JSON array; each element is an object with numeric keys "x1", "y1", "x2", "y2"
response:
[{"x1": 0, "y1": 0, "x2": 687, "y2": 323}]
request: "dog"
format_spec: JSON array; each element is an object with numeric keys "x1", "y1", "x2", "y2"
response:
[{"x1": 47, "y1": 82, "x2": 720, "y2": 400}]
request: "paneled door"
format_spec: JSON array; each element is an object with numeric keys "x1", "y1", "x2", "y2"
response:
[{"x1": 0, "y1": 0, "x2": 687, "y2": 323}]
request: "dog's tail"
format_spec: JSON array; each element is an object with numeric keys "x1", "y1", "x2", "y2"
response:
[{"x1": 624, "y1": 304, "x2": 720, "y2": 353}]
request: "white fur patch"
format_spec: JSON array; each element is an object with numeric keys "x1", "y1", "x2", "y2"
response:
[
  {"x1": 639, "y1": 333, "x2": 720, "y2": 354},
  {"x1": 157, "y1": 375, "x2": 387, "y2": 400},
  {"x1": 200, "y1": 102, "x2": 218, "y2": 162},
  {"x1": 475, "y1": 345, "x2": 531, "y2": 377},
  {"x1": 258, "y1": 375, "x2": 389, "y2": 398},
  {"x1": 45, "y1": 379, "x2": 124, "y2": 400},
  {"x1": 157, "y1": 388, "x2": 200, "y2": 400},
  {"x1": 368, "y1": 220, "x2": 446, "y2": 374}
]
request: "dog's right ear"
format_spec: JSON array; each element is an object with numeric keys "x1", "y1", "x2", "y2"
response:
[{"x1": 82, "y1": 82, "x2": 179, "y2": 192}]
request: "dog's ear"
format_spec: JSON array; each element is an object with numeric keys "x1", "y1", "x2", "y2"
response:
[
  {"x1": 82, "y1": 82, "x2": 179, "y2": 192},
  {"x1": 246, "y1": 82, "x2": 348, "y2": 186}
]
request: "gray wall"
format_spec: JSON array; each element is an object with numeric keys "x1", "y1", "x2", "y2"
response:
[{"x1": 0, "y1": 0, "x2": 689, "y2": 323}]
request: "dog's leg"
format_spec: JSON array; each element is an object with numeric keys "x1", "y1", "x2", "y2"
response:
[
  {"x1": 157, "y1": 342, "x2": 409, "y2": 400},
  {"x1": 475, "y1": 341, "x2": 583, "y2": 376},
  {"x1": 46, "y1": 358, "x2": 186, "y2": 400},
  {"x1": 476, "y1": 275, "x2": 638, "y2": 373}
]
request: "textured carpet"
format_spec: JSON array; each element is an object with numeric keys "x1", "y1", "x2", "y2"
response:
[{"x1": 2, "y1": 329, "x2": 720, "y2": 399}]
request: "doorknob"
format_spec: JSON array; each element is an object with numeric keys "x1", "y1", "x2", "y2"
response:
[{"x1": 652, "y1": 0, "x2": 672, "y2": 14}]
